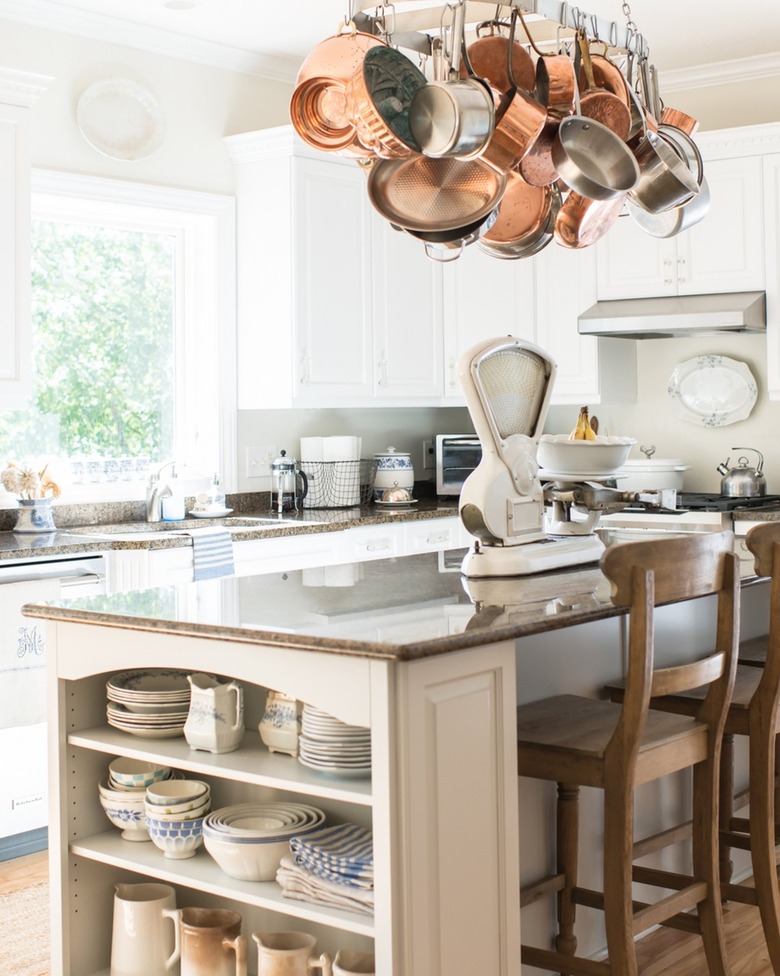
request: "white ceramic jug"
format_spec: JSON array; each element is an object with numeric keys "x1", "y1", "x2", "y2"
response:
[
  {"x1": 183, "y1": 673, "x2": 244, "y2": 754},
  {"x1": 258, "y1": 690, "x2": 300, "y2": 757},
  {"x1": 253, "y1": 931, "x2": 332, "y2": 976},
  {"x1": 110, "y1": 882, "x2": 180, "y2": 976}
]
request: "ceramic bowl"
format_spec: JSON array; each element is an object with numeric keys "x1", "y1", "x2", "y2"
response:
[
  {"x1": 108, "y1": 757, "x2": 171, "y2": 789},
  {"x1": 145, "y1": 778, "x2": 210, "y2": 806},
  {"x1": 202, "y1": 829, "x2": 290, "y2": 881},
  {"x1": 145, "y1": 815, "x2": 204, "y2": 859},
  {"x1": 537, "y1": 435, "x2": 636, "y2": 477},
  {"x1": 99, "y1": 792, "x2": 149, "y2": 842},
  {"x1": 144, "y1": 797, "x2": 211, "y2": 820}
]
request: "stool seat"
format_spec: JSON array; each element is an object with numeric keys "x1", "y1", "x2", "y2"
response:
[{"x1": 517, "y1": 693, "x2": 709, "y2": 787}]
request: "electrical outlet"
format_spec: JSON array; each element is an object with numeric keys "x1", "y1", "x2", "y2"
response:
[
  {"x1": 245, "y1": 445, "x2": 276, "y2": 479},
  {"x1": 422, "y1": 440, "x2": 434, "y2": 470}
]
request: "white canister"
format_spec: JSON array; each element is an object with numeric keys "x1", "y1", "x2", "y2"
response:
[
  {"x1": 615, "y1": 459, "x2": 690, "y2": 493},
  {"x1": 373, "y1": 447, "x2": 414, "y2": 501}
]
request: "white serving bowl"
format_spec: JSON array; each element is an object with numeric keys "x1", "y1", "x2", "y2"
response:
[
  {"x1": 537, "y1": 435, "x2": 636, "y2": 478},
  {"x1": 99, "y1": 792, "x2": 149, "y2": 842},
  {"x1": 145, "y1": 778, "x2": 210, "y2": 806},
  {"x1": 202, "y1": 829, "x2": 290, "y2": 881},
  {"x1": 108, "y1": 757, "x2": 171, "y2": 789},
  {"x1": 145, "y1": 815, "x2": 204, "y2": 859}
]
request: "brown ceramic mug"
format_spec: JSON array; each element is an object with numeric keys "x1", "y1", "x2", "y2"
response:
[{"x1": 174, "y1": 908, "x2": 247, "y2": 976}]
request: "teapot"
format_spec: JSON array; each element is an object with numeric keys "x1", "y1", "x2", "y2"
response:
[
  {"x1": 716, "y1": 447, "x2": 766, "y2": 498},
  {"x1": 271, "y1": 450, "x2": 309, "y2": 513}
]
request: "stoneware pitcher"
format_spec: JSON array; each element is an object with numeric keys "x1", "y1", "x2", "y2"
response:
[
  {"x1": 174, "y1": 907, "x2": 247, "y2": 976},
  {"x1": 183, "y1": 673, "x2": 244, "y2": 754},
  {"x1": 253, "y1": 931, "x2": 333, "y2": 976},
  {"x1": 258, "y1": 689, "x2": 301, "y2": 757},
  {"x1": 110, "y1": 882, "x2": 180, "y2": 976},
  {"x1": 333, "y1": 950, "x2": 375, "y2": 975}
]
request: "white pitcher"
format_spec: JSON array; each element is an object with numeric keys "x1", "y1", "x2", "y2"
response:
[
  {"x1": 253, "y1": 931, "x2": 332, "y2": 976},
  {"x1": 110, "y1": 882, "x2": 180, "y2": 976},
  {"x1": 184, "y1": 673, "x2": 244, "y2": 754}
]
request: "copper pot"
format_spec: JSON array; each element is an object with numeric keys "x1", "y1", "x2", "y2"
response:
[
  {"x1": 577, "y1": 35, "x2": 631, "y2": 140},
  {"x1": 554, "y1": 191, "x2": 626, "y2": 249},
  {"x1": 478, "y1": 173, "x2": 560, "y2": 259},
  {"x1": 517, "y1": 54, "x2": 577, "y2": 188},
  {"x1": 462, "y1": 27, "x2": 535, "y2": 97},
  {"x1": 661, "y1": 106, "x2": 700, "y2": 136}
]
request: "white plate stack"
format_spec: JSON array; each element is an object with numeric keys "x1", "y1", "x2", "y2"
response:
[
  {"x1": 106, "y1": 669, "x2": 194, "y2": 738},
  {"x1": 298, "y1": 704, "x2": 371, "y2": 778}
]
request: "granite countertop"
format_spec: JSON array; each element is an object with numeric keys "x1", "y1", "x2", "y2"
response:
[
  {"x1": 22, "y1": 547, "x2": 766, "y2": 663},
  {"x1": 0, "y1": 499, "x2": 460, "y2": 563}
]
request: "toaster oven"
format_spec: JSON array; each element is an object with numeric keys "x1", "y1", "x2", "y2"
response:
[{"x1": 435, "y1": 434, "x2": 481, "y2": 496}]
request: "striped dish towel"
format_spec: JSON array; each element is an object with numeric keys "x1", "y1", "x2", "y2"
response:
[
  {"x1": 190, "y1": 528, "x2": 235, "y2": 580},
  {"x1": 276, "y1": 854, "x2": 374, "y2": 916},
  {"x1": 289, "y1": 823, "x2": 373, "y2": 888}
]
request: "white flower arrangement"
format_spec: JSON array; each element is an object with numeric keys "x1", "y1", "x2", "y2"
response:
[{"x1": 1, "y1": 461, "x2": 61, "y2": 500}]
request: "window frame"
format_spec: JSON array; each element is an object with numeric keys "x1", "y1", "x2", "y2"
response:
[{"x1": 28, "y1": 169, "x2": 237, "y2": 500}]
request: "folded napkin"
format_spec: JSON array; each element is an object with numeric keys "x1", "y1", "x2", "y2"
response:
[
  {"x1": 276, "y1": 854, "x2": 374, "y2": 916},
  {"x1": 190, "y1": 528, "x2": 235, "y2": 580},
  {"x1": 289, "y1": 822, "x2": 374, "y2": 888}
]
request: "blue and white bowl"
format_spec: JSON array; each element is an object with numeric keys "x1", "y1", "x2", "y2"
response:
[
  {"x1": 98, "y1": 790, "x2": 149, "y2": 842},
  {"x1": 145, "y1": 814, "x2": 204, "y2": 859},
  {"x1": 108, "y1": 757, "x2": 171, "y2": 789}
]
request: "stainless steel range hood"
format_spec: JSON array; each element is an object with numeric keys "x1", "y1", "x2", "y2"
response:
[{"x1": 578, "y1": 291, "x2": 766, "y2": 339}]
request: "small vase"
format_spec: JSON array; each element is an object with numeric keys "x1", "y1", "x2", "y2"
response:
[{"x1": 14, "y1": 497, "x2": 56, "y2": 534}]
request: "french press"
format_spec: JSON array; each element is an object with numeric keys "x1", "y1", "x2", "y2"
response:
[{"x1": 270, "y1": 450, "x2": 309, "y2": 513}]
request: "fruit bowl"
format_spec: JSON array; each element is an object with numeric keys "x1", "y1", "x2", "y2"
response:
[{"x1": 537, "y1": 435, "x2": 636, "y2": 478}]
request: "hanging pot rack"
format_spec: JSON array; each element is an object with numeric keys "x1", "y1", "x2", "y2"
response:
[{"x1": 350, "y1": 1, "x2": 649, "y2": 60}]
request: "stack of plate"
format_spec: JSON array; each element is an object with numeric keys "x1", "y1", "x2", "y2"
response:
[
  {"x1": 106, "y1": 669, "x2": 195, "y2": 739},
  {"x1": 299, "y1": 704, "x2": 371, "y2": 778}
]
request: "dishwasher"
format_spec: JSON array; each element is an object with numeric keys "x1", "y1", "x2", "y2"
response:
[{"x1": 0, "y1": 553, "x2": 106, "y2": 858}]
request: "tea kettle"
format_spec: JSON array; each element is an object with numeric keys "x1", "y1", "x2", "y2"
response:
[
  {"x1": 716, "y1": 447, "x2": 766, "y2": 498},
  {"x1": 270, "y1": 450, "x2": 309, "y2": 513}
]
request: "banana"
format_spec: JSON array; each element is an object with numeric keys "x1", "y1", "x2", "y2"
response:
[{"x1": 569, "y1": 406, "x2": 597, "y2": 441}]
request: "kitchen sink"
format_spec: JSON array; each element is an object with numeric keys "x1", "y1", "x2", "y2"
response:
[{"x1": 67, "y1": 515, "x2": 324, "y2": 542}]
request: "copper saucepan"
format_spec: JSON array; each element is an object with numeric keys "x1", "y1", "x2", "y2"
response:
[
  {"x1": 518, "y1": 53, "x2": 577, "y2": 188},
  {"x1": 478, "y1": 173, "x2": 561, "y2": 259},
  {"x1": 554, "y1": 191, "x2": 627, "y2": 249},
  {"x1": 461, "y1": 20, "x2": 536, "y2": 97},
  {"x1": 577, "y1": 33, "x2": 631, "y2": 140},
  {"x1": 660, "y1": 106, "x2": 700, "y2": 136}
]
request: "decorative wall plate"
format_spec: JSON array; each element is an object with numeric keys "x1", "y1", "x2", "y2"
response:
[
  {"x1": 77, "y1": 78, "x2": 165, "y2": 160},
  {"x1": 667, "y1": 355, "x2": 757, "y2": 427}
]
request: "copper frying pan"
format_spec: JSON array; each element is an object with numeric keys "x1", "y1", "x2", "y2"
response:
[
  {"x1": 461, "y1": 21, "x2": 535, "y2": 97},
  {"x1": 577, "y1": 34, "x2": 631, "y2": 140}
]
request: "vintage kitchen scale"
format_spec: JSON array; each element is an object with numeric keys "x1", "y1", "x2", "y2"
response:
[{"x1": 458, "y1": 335, "x2": 677, "y2": 577}]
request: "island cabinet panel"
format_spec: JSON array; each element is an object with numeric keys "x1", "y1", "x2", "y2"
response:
[{"x1": 45, "y1": 620, "x2": 521, "y2": 976}]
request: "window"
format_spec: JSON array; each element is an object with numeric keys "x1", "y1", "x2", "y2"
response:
[{"x1": 0, "y1": 171, "x2": 236, "y2": 500}]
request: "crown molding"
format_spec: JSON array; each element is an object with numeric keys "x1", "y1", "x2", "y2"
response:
[
  {"x1": 0, "y1": 66, "x2": 55, "y2": 106},
  {"x1": 661, "y1": 51, "x2": 780, "y2": 93},
  {"x1": 0, "y1": 0, "x2": 299, "y2": 83}
]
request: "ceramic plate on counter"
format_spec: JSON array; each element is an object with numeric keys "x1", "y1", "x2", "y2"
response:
[
  {"x1": 667, "y1": 355, "x2": 757, "y2": 427},
  {"x1": 188, "y1": 507, "x2": 233, "y2": 518}
]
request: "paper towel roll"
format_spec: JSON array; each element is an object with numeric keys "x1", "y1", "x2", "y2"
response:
[
  {"x1": 300, "y1": 437, "x2": 323, "y2": 461},
  {"x1": 323, "y1": 436, "x2": 360, "y2": 462}
]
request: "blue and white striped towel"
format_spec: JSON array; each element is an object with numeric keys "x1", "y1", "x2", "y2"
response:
[
  {"x1": 290, "y1": 823, "x2": 374, "y2": 889},
  {"x1": 191, "y1": 528, "x2": 235, "y2": 580}
]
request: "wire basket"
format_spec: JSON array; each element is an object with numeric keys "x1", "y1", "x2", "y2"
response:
[{"x1": 300, "y1": 460, "x2": 378, "y2": 509}]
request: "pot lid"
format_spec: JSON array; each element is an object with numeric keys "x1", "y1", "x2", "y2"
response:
[{"x1": 374, "y1": 446, "x2": 410, "y2": 457}]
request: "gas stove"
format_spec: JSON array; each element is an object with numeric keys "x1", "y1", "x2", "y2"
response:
[{"x1": 672, "y1": 492, "x2": 780, "y2": 513}]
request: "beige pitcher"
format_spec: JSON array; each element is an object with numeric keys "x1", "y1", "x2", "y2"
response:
[
  {"x1": 110, "y1": 882, "x2": 180, "y2": 976},
  {"x1": 173, "y1": 907, "x2": 247, "y2": 976},
  {"x1": 183, "y1": 673, "x2": 244, "y2": 754},
  {"x1": 253, "y1": 931, "x2": 332, "y2": 976},
  {"x1": 333, "y1": 950, "x2": 375, "y2": 975}
]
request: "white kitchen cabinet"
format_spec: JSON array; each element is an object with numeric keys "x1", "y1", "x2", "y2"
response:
[
  {"x1": 762, "y1": 151, "x2": 780, "y2": 399},
  {"x1": 0, "y1": 69, "x2": 52, "y2": 408},
  {"x1": 596, "y1": 135, "x2": 767, "y2": 300},
  {"x1": 535, "y1": 243, "x2": 637, "y2": 404}
]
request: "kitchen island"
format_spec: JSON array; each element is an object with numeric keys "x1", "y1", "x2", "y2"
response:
[{"x1": 25, "y1": 548, "x2": 771, "y2": 976}]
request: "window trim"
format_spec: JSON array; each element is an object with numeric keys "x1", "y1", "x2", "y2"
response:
[{"x1": 29, "y1": 169, "x2": 237, "y2": 496}]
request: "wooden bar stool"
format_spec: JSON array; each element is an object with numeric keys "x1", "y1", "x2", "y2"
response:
[
  {"x1": 605, "y1": 521, "x2": 780, "y2": 971},
  {"x1": 517, "y1": 531, "x2": 740, "y2": 976}
]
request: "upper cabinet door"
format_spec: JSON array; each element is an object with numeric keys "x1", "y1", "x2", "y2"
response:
[
  {"x1": 595, "y1": 215, "x2": 676, "y2": 299},
  {"x1": 0, "y1": 73, "x2": 52, "y2": 408},
  {"x1": 292, "y1": 157, "x2": 374, "y2": 403},
  {"x1": 371, "y1": 218, "x2": 444, "y2": 400},
  {"x1": 676, "y1": 155, "x2": 764, "y2": 294},
  {"x1": 441, "y1": 247, "x2": 536, "y2": 403}
]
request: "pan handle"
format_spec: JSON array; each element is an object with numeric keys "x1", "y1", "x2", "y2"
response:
[{"x1": 423, "y1": 240, "x2": 465, "y2": 262}]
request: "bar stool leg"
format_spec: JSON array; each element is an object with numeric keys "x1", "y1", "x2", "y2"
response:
[
  {"x1": 749, "y1": 719, "x2": 780, "y2": 970},
  {"x1": 692, "y1": 760, "x2": 730, "y2": 976},
  {"x1": 602, "y1": 778, "x2": 638, "y2": 976},
  {"x1": 719, "y1": 734, "x2": 735, "y2": 886},
  {"x1": 555, "y1": 782, "x2": 579, "y2": 964}
]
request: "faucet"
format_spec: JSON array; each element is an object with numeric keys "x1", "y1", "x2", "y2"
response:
[{"x1": 146, "y1": 460, "x2": 176, "y2": 522}]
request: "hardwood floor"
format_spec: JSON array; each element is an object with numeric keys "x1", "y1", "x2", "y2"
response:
[{"x1": 0, "y1": 852, "x2": 776, "y2": 973}]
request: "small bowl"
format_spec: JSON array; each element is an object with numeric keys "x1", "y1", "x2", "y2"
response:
[
  {"x1": 203, "y1": 830, "x2": 289, "y2": 881},
  {"x1": 144, "y1": 791, "x2": 211, "y2": 816},
  {"x1": 144, "y1": 797, "x2": 211, "y2": 821},
  {"x1": 99, "y1": 792, "x2": 149, "y2": 842},
  {"x1": 146, "y1": 815, "x2": 204, "y2": 859},
  {"x1": 145, "y1": 779, "x2": 210, "y2": 806},
  {"x1": 108, "y1": 757, "x2": 171, "y2": 789}
]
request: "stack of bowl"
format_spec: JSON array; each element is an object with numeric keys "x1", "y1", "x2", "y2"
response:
[
  {"x1": 98, "y1": 757, "x2": 173, "y2": 842},
  {"x1": 203, "y1": 802, "x2": 326, "y2": 881},
  {"x1": 144, "y1": 779, "x2": 211, "y2": 860}
]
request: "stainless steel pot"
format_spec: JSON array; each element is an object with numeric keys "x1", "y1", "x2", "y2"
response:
[{"x1": 716, "y1": 448, "x2": 767, "y2": 498}]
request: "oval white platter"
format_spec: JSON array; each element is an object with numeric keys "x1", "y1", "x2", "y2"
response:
[
  {"x1": 667, "y1": 355, "x2": 758, "y2": 427},
  {"x1": 77, "y1": 78, "x2": 165, "y2": 161}
]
